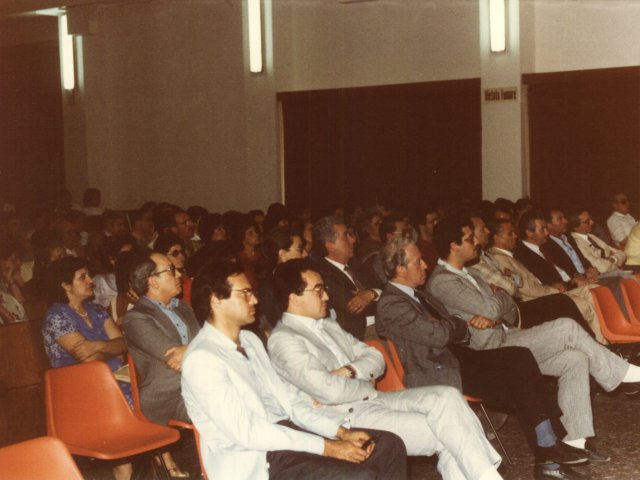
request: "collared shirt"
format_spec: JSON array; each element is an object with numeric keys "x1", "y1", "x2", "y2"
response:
[
  {"x1": 389, "y1": 281, "x2": 419, "y2": 304},
  {"x1": 521, "y1": 241, "x2": 571, "y2": 282},
  {"x1": 437, "y1": 258, "x2": 482, "y2": 292},
  {"x1": 324, "y1": 257, "x2": 379, "y2": 327},
  {"x1": 209, "y1": 324, "x2": 288, "y2": 424},
  {"x1": 281, "y1": 312, "x2": 353, "y2": 369},
  {"x1": 607, "y1": 211, "x2": 637, "y2": 245},
  {"x1": 146, "y1": 297, "x2": 189, "y2": 345},
  {"x1": 549, "y1": 234, "x2": 585, "y2": 274}
]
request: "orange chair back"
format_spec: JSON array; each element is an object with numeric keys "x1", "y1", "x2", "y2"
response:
[
  {"x1": 0, "y1": 436, "x2": 84, "y2": 480},
  {"x1": 621, "y1": 279, "x2": 640, "y2": 326},
  {"x1": 385, "y1": 339, "x2": 405, "y2": 383},
  {"x1": 45, "y1": 361, "x2": 179, "y2": 459},
  {"x1": 127, "y1": 353, "x2": 150, "y2": 421},
  {"x1": 364, "y1": 339, "x2": 405, "y2": 391},
  {"x1": 591, "y1": 286, "x2": 640, "y2": 343}
]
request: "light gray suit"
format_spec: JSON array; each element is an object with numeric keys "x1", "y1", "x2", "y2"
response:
[
  {"x1": 268, "y1": 312, "x2": 501, "y2": 480},
  {"x1": 122, "y1": 296, "x2": 200, "y2": 424},
  {"x1": 427, "y1": 262, "x2": 630, "y2": 440}
]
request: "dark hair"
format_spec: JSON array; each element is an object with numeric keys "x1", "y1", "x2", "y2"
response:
[
  {"x1": 379, "y1": 214, "x2": 403, "y2": 241},
  {"x1": 567, "y1": 210, "x2": 588, "y2": 231},
  {"x1": 100, "y1": 234, "x2": 136, "y2": 272},
  {"x1": 486, "y1": 218, "x2": 512, "y2": 248},
  {"x1": 517, "y1": 210, "x2": 544, "y2": 239},
  {"x1": 154, "y1": 207, "x2": 179, "y2": 234},
  {"x1": 186, "y1": 240, "x2": 237, "y2": 278},
  {"x1": 115, "y1": 249, "x2": 149, "y2": 294},
  {"x1": 272, "y1": 258, "x2": 315, "y2": 311},
  {"x1": 354, "y1": 208, "x2": 381, "y2": 240},
  {"x1": 153, "y1": 233, "x2": 185, "y2": 255},
  {"x1": 311, "y1": 216, "x2": 342, "y2": 258},
  {"x1": 229, "y1": 216, "x2": 259, "y2": 252},
  {"x1": 198, "y1": 213, "x2": 225, "y2": 244},
  {"x1": 82, "y1": 188, "x2": 101, "y2": 207},
  {"x1": 432, "y1": 215, "x2": 474, "y2": 259},
  {"x1": 129, "y1": 251, "x2": 158, "y2": 296},
  {"x1": 264, "y1": 203, "x2": 291, "y2": 233},
  {"x1": 262, "y1": 227, "x2": 295, "y2": 265},
  {"x1": 187, "y1": 206, "x2": 208, "y2": 225},
  {"x1": 191, "y1": 261, "x2": 244, "y2": 323},
  {"x1": 45, "y1": 256, "x2": 91, "y2": 305}
]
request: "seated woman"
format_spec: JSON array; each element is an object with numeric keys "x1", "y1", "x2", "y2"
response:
[
  {"x1": 42, "y1": 256, "x2": 132, "y2": 480},
  {"x1": 232, "y1": 217, "x2": 262, "y2": 290},
  {"x1": 257, "y1": 227, "x2": 307, "y2": 332},
  {"x1": 93, "y1": 235, "x2": 136, "y2": 314}
]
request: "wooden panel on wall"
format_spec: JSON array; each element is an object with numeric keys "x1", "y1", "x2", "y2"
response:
[
  {"x1": 278, "y1": 79, "x2": 482, "y2": 213},
  {"x1": 524, "y1": 67, "x2": 640, "y2": 223}
]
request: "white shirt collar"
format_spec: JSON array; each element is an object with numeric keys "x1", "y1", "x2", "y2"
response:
[
  {"x1": 437, "y1": 258, "x2": 471, "y2": 276},
  {"x1": 522, "y1": 240, "x2": 543, "y2": 256},
  {"x1": 281, "y1": 311, "x2": 325, "y2": 331},
  {"x1": 573, "y1": 232, "x2": 590, "y2": 241},
  {"x1": 492, "y1": 247, "x2": 513, "y2": 258}
]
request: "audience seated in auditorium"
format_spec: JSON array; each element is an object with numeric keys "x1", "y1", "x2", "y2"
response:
[
  {"x1": 232, "y1": 216, "x2": 263, "y2": 290},
  {"x1": 41, "y1": 256, "x2": 132, "y2": 480},
  {"x1": 130, "y1": 206, "x2": 156, "y2": 248},
  {"x1": 606, "y1": 192, "x2": 637, "y2": 248},
  {"x1": 376, "y1": 237, "x2": 590, "y2": 480},
  {"x1": 427, "y1": 215, "x2": 640, "y2": 464},
  {"x1": 123, "y1": 251, "x2": 199, "y2": 478},
  {"x1": 472, "y1": 216, "x2": 602, "y2": 342},
  {"x1": 267, "y1": 258, "x2": 503, "y2": 480},
  {"x1": 413, "y1": 206, "x2": 440, "y2": 278},
  {"x1": 54, "y1": 216, "x2": 86, "y2": 259},
  {"x1": 182, "y1": 260, "x2": 407, "y2": 480}
]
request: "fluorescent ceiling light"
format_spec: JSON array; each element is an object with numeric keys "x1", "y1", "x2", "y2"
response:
[
  {"x1": 59, "y1": 14, "x2": 75, "y2": 90},
  {"x1": 489, "y1": 0, "x2": 506, "y2": 53},
  {"x1": 248, "y1": 0, "x2": 262, "y2": 73}
]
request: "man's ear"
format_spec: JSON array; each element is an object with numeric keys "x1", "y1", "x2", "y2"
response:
[
  {"x1": 288, "y1": 292, "x2": 299, "y2": 309},
  {"x1": 210, "y1": 293, "x2": 222, "y2": 309},
  {"x1": 325, "y1": 239, "x2": 335, "y2": 255}
]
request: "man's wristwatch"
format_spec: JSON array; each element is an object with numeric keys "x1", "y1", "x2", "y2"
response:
[{"x1": 344, "y1": 364, "x2": 357, "y2": 379}]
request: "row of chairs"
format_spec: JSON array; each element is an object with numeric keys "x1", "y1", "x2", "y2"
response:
[
  {"x1": 591, "y1": 279, "x2": 640, "y2": 343},
  {"x1": 364, "y1": 338, "x2": 513, "y2": 465}
]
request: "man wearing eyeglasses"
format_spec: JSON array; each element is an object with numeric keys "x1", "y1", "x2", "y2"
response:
[
  {"x1": 122, "y1": 251, "x2": 201, "y2": 428},
  {"x1": 182, "y1": 261, "x2": 407, "y2": 480},
  {"x1": 607, "y1": 193, "x2": 637, "y2": 248},
  {"x1": 268, "y1": 258, "x2": 504, "y2": 480}
]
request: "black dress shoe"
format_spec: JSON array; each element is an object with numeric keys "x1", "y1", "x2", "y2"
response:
[
  {"x1": 534, "y1": 464, "x2": 591, "y2": 480},
  {"x1": 580, "y1": 440, "x2": 611, "y2": 463},
  {"x1": 535, "y1": 443, "x2": 588, "y2": 465}
]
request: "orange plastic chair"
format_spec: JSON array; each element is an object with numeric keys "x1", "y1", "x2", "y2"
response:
[
  {"x1": 620, "y1": 279, "x2": 640, "y2": 326},
  {"x1": 45, "y1": 361, "x2": 180, "y2": 466},
  {"x1": 128, "y1": 353, "x2": 209, "y2": 480},
  {"x1": 591, "y1": 286, "x2": 640, "y2": 343},
  {"x1": 364, "y1": 339, "x2": 406, "y2": 391},
  {"x1": 0, "y1": 436, "x2": 84, "y2": 480},
  {"x1": 385, "y1": 338, "x2": 405, "y2": 383}
]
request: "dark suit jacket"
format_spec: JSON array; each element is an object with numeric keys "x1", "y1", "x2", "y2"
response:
[
  {"x1": 314, "y1": 258, "x2": 376, "y2": 340},
  {"x1": 514, "y1": 241, "x2": 567, "y2": 287},
  {"x1": 540, "y1": 236, "x2": 593, "y2": 278},
  {"x1": 376, "y1": 283, "x2": 468, "y2": 390},
  {"x1": 123, "y1": 296, "x2": 200, "y2": 424}
]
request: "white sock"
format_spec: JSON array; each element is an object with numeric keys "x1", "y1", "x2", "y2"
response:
[
  {"x1": 478, "y1": 466, "x2": 503, "y2": 480},
  {"x1": 563, "y1": 438, "x2": 586, "y2": 449},
  {"x1": 622, "y1": 364, "x2": 640, "y2": 382}
]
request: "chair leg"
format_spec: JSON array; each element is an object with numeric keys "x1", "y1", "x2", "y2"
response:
[{"x1": 479, "y1": 403, "x2": 513, "y2": 466}]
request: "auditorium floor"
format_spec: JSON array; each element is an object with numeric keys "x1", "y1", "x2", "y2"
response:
[{"x1": 78, "y1": 390, "x2": 639, "y2": 480}]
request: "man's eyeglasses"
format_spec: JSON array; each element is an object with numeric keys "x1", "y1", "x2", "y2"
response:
[
  {"x1": 151, "y1": 264, "x2": 177, "y2": 277},
  {"x1": 231, "y1": 288, "x2": 256, "y2": 301},
  {"x1": 168, "y1": 249, "x2": 185, "y2": 258},
  {"x1": 301, "y1": 284, "x2": 329, "y2": 297}
]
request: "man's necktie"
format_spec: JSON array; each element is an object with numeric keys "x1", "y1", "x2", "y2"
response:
[
  {"x1": 587, "y1": 235, "x2": 608, "y2": 259},
  {"x1": 414, "y1": 291, "x2": 442, "y2": 319},
  {"x1": 344, "y1": 265, "x2": 366, "y2": 291}
]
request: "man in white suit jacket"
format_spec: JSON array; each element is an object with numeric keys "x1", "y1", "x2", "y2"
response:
[
  {"x1": 181, "y1": 261, "x2": 406, "y2": 480},
  {"x1": 268, "y1": 258, "x2": 504, "y2": 480}
]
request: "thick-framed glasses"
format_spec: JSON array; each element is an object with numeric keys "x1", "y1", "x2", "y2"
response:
[
  {"x1": 168, "y1": 249, "x2": 185, "y2": 258},
  {"x1": 231, "y1": 288, "x2": 256, "y2": 301},
  {"x1": 301, "y1": 284, "x2": 328, "y2": 297},
  {"x1": 152, "y1": 264, "x2": 177, "y2": 277}
]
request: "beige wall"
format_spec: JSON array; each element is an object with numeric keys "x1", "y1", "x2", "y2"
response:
[{"x1": 5, "y1": 0, "x2": 640, "y2": 210}]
